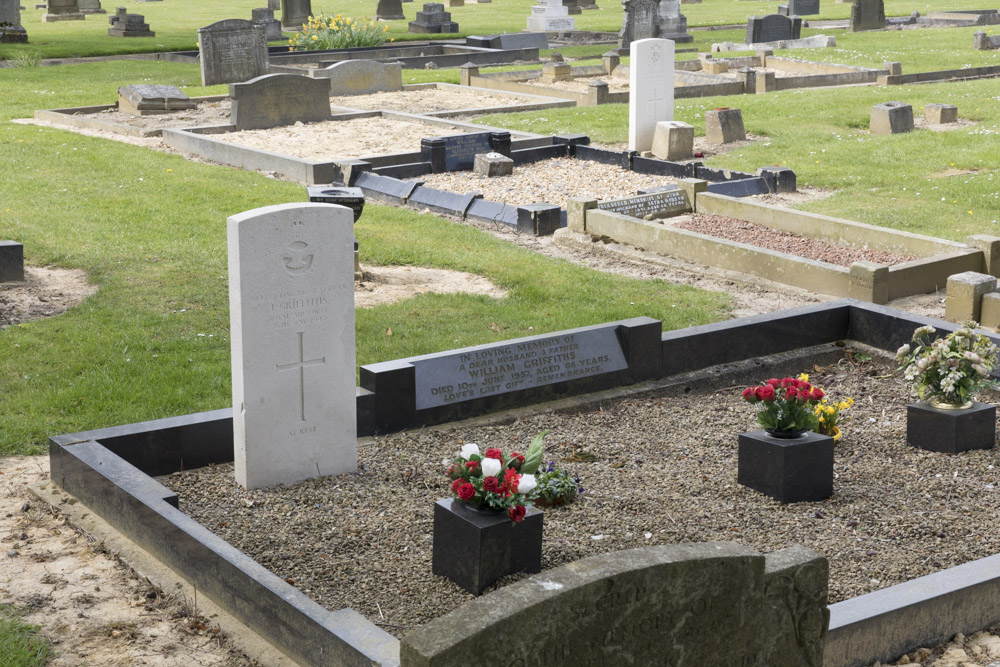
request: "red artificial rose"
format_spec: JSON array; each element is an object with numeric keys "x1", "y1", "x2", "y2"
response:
[
  {"x1": 741, "y1": 386, "x2": 756, "y2": 401},
  {"x1": 447, "y1": 465, "x2": 456, "y2": 477},
  {"x1": 508, "y1": 505, "x2": 527, "y2": 523},
  {"x1": 508, "y1": 452, "x2": 525, "y2": 469},
  {"x1": 451, "y1": 478, "x2": 464, "y2": 493},
  {"x1": 465, "y1": 461, "x2": 479, "y2": 471},
  {"x1": 457, "y1": 482, "x2": 476, "y2": 501},
  {"x1": 483, "y1": 476, "x2": 501, "y2": 493},
  {"x1": 766, "y1": 378, "x2": 780, "y2": 388},
  {"x1": 504, "y1": 467, "x2": 521, "y2": 493},
  {"x1": 780, "y1": 378, "x2": 794, "y2": 388},
  {"x1": 811, "y1": 387, "x2": 825, "y2": 401},
  {"x1": 484, "y1": 448, "x2": 503, "y2": 460},
  {"x1": 758, "y1": 385, "x2": 775, "y2": 402},
  {"x1": 786, "y1": 386, "x2": 798, "y2": 399}
]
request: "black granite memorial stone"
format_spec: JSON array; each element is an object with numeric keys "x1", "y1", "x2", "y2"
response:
[
  {"x1": 420, "y1": 131, "x2": 511, "y2": 172},
  {"x1": 745, "y1": 14, "x2": 801, "y2": 44},
  {"x1": 738, "y1": 430, "x2": 834, "y2": 503},
  {"x1": 408, "y1": 186, "x2": 480, "y2": 217},
  {"x1": 353, "y1": 171, "x2": 421, "y2": 204},
  {"x1": 906, "y1": 401, "x2": 996, "y2": 454},
  {"x1": 306, "y1": 186, "x2": 365, "y2": 221},
  {"x1": 597, "y1": 189, "x2": 689, "y2": 219},
  {"x1": 0, "y1": 241, "x2": 24, "y2": 282},
  {"x1": 516, "y1": 203, "x2": 562, "y2": 235}
]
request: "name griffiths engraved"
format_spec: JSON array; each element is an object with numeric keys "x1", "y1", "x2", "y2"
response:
[{"x1": 413, "y1": 328, "x2": 628, "y2": 410}]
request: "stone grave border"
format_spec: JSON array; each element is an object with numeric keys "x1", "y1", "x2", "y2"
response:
[
  {"x1": 160, "y1": 39, "x2": 541, "y2": 70},
  {"x1": 33, "y1": 95, "x2": 229, "y2": 138},
  {"x1": 878, "y1": 63, "x2": 1000, "y2": 86},
  {"x1": 46, "y1": 300, "x2": 1000, "y2": 667},
  {"x1": 572, "y1": 189, "x2": 993, "y2": 304}
]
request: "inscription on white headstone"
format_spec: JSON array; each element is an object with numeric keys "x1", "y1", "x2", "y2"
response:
[
  {"x1": 228, "y1": 203, "x2": 357, "y2": 490},
  {"x1": 629, "y1": 38, "x2": 675, "y2": 152}
]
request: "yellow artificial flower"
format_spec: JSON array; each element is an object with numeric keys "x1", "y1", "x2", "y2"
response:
[{"x1": 798, "y1": 373, "x2": 809, "y2": 382}]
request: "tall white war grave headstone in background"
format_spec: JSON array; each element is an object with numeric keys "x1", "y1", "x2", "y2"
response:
[
  {"x1": 629, "y1": 37, "x2": 675, "y2": 152},
  {"x1": 526, "y1": 0, "x2": 575, "y2": 32},
  {"x1": 228, "y1": 203, "x2": 357, "y2": 490}
]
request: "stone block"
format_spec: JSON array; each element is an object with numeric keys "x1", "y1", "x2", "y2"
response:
[
  {"x1": 945, "y1": 271, "x2": 996, "y2": 322},
  {"x1": 431, "y1": 499, "x2": 542, "y2": 596},
  {"x1": 924, "y1": 103, "x2": 958, "y2": 124},
  {"x1": 738, "y1": 430, "x2": 834, "y2": 503},
  {"x1": 907, "y1": 401, "x2": 996, "y2": 453},
  {"x1": 703, "y1": 59, "x2": 728, "y2": 74},
  {"x1": 0, "y1": 241, "x2": 24, "y2": 282},
  {"x1": 882, "y1": 60, "x2": 902, "y2": 75},
  {"x1": 981, "y1": 292, "x2": 1000, "y2": 329},
  {"x1": 459, "y1": 62, "x2": 479, "y2": 86},
  {"x1": 538, "y1": 61, "x2": 571, "y2": 83},
  {"x1": 602, "y1": 50, "x2": 620, "y2": 74},
  {"x1": 678, "y1": 177, "x2": 708, "y2": 208},
  {"x1": 566, "y1": 197, "x2": 597, "y2": 233},
  {"x1": 650, "y1": 120, "x2": 693, "y2": 160},
  {"x1": 473, "y1": 152, "x2": 514, "y2": 177},
  {"x1": 517, "y1": 203, "x2": 561, "y2": 236},
  {"x1": 870, "y1": 101, "x2": 913, "y2": 134},
  {"x1": 704, "y1": 107, "x2": 745, "y2": 144},
  {"x1": 755, "y1": 69, "x2": 776, "y2": 93},
  {"x1": 966, "y1": 234, "x2": 1000, "y2": 277},
  {"x1": 757, "y1": 166, "x2": 796, "y2": 193},
  {"x1": 848, "y1": 260, "x2": 889, "y2": 304}
]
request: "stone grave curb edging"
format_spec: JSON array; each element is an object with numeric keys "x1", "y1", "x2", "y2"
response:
[
  {"x1": 575, "y1": 191, "x2": 986, "y2": 304},
  {"x1": 46, "y1": 300, "x2": 1000, "y2": 667},
  {"x1": 879, "y1": 63, "x2": 1000, "y2": 86},
  {"x1": 33, "y1": 95, "x2": 230, "y2": 138}
]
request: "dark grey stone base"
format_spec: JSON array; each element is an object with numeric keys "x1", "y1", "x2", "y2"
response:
[
  {"x1": 0, "y1": 28, "x2": 28, "y2": 43},
  {"x1": 408, "y1": 21, "x2": 458, "y2": 33},
  {"x1": 738, "y1": 430, "x2": 834, "y2": 503},
  {"x1": 432, "y1": 499, "x2": 542, "y2": 595},
  {"x1": 0, "y1": 241, "x2": 24, "y2": 282},
  {"x1": 108, "y1": 29, "x2": 155, "y2": 37},
  {"x1": 906, "y1": 401, "x2": 996, "y2": 453}
]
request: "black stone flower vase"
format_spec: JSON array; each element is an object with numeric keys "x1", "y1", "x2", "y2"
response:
[
  {"x1": 737, "y1": 430, "x2": 834, "y2": 503},
  {"x1": 431, "y1": 499, "x2": 543, "y2": 596},
  {"x1": 906, "y1": 401, "x2": 996, "y2": 454}
]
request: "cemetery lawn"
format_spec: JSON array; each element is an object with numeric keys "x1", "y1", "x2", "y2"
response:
[{"x1": 0, "y1": 605, "x2": 50, "y2": 667}]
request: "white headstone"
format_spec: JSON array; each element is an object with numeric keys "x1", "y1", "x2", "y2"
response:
[
  {"x1": 526, "y1": 0, "x2": 575, "y2": 31},
  {"x1": 628, "y1": 38, "x2": 675, "y2": 152},
  {"x1": 228, "y1": 203, "x2": 357, "y2": 490}
]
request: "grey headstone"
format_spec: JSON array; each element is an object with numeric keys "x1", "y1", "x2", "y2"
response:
[
  {"x1": 618, "y1": 0, "x2": 659, "y2": 49},
  {"x1": 409, "y1": 2, "x2": 458, "y2": 33},
  {"x1": 198, "y1": 19, "x2": 269, "y2": 87},
  {"x1": 43, "y1": 0, "x2": 84, "y2": 21},
  {"x1": 314, "y1": 60, "x2": 403, "y2": 96},
  {"x1": 77, "y1": 0, "x2": 105, "y2": 14},
  {"x1": 745, "y1": 14, "x2": 801, "y2": 43},
  {"x1": 658, "y1": 0, "x2": 689, "y2": 40},
  {"x1": 496, "y1": 31, "x2": 548, "y2": 50},
  {"x1": 251, "y1": 7, "x2": 282, "y2": 41},
  {"x1": 117, "y1": 84, "x2": 196, "y2": 114},
  {"x1": 376, "y1": 0, "x2": 405, "y2": 20},
  {"x1": 0, "y1": 0, "x2": 28, "y2": 43},
  {"x1": 108, "y1": 6, "x2": 154, "y2": 37},
  {"x1": 850, "y1": 0, "x2": 884, "y2": 31},
  {"x1": 267, "y1": 0, "x2": 279, "y2": 9},
  {"x1": 280, "y1": 0, "x2": 311, "y2": 31},
  {"x1": 788, "y1": 0, "x2": 819, "y2": 15},
  {"x1": 230, "y1": 74, "x2": 332, "y2": 130},
  {"x1": 401, "y1": 542, "x2": 830, "y2": 667},
  {"x1": 870, "y1": 100, "x2": 913, "y2": 134}
]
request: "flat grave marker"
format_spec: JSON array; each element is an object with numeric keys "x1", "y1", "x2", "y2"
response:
[{"x1": 597, "y1": 188, "x2": 689, "y2": 219}]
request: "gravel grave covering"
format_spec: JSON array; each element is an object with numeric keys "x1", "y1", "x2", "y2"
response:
[
  {"x1": 161, "y1": 353, "x2": 1000, "y2": 640},
  {"x1": 411, "y1": 157, "x2": 679, "y2": 209},
  {"x1": 331, "y1": 88, "x2": 539, "y2": 113},
  {"x1": 671, "y1": 214, "x2": 917, "y2": 267},
  {"x1": 527, "y1": 75, "x2": 629, "y2": 94}
]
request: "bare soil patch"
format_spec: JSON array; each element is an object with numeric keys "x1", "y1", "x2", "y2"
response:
[
  {"x1": 0, "y1": 267, "x2": 96, "y2": 329},
  {"x1": 670, "y1": 213, "x2": 916, "y2": 266},
  {"x1": 82, "y1": 98, "x2": 231, "y2": 132},
  {"x1": 356, "y1": 265, "x2": 507, "y2": 308}
]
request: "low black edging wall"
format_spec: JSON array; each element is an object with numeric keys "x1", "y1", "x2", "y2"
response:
[{"x1": 50, "y1": 301, "x2": 1000, "y2": 667}]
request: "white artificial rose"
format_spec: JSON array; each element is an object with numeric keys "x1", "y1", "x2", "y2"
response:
[
  {"x1": 460, "y1": 443, "x2": 480, "y2": 459},
  {"x1": 481, "y1": 457, "x2": 502, "y2": 477},
  {"x1": 518, "y1": 474, "x2": 537, "y2": 495}
]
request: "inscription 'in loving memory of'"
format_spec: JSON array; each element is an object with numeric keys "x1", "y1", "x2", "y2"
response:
[{"x1": 413, "y1": 328, "x2": 628, "y2": 409}]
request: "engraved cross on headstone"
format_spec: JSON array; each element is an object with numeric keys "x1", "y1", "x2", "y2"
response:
[{"x1": 276, "y1": 330, "x2": 326, "y2": 422}]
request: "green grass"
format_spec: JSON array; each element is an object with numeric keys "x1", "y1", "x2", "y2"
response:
[
  {"x1": 0, "y1": 60, "x2": 728, "y2": 455},
  {"x1": 0, "y1": 606, "x2": 50, "y2": 667}
]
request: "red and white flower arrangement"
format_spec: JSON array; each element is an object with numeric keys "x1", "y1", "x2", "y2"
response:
[{"x1": 445, "y1": 432, "x2": 546, "y2": 523}]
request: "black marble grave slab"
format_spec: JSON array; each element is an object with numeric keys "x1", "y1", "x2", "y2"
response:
[
  {"x1": 353, "y1": 171, "x2": 422, "y2": 204},
  {"x1": 705, "y1": 177, "x2": 770, "y2": 197},
  {"x1": 631, "y1": 155, "x2": 691, "y2": 178},
  {"x1": 574, "y1": 144, "x2": 633, "y2": 169},
  {"x1": 466, "y1": 198, "x2": 519, "y2": 226},
  {"x1": 306, "y1": 185, "x2": 365, "y2": 221},
  {"x1": 906, "y1": 402, "x2": 996, "y2": 453},
  {"x1": 408, "y1": 185, "x2": 481, "y2": 216},
  {"x1": 0, "y1": 241, "x2": 24, "y2": 282},
  {"x1": 510, "y1": 144, "x2": 568, "y2": 165}
]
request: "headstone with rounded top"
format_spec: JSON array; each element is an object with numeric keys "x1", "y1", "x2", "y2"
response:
[
  {"x1": 376, "y1": 0, "x2": 405, "y2": 20},
  {"x1": 229, "y1": 73, "x2": 332, "y2": 130},
  {"x1": 629, "y1": 38, "x2": 674, "y2": 152}
]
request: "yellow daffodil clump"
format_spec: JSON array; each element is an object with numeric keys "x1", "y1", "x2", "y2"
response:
[{"x1": 288, "y1": 14, "x2": 392, "y2": 51}]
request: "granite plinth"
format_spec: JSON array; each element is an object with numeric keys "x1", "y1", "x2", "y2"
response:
[
  {"x1": 906, "y1": 401, "x2": 996, "y2": 453},
  {"x1": 738, "y1": 430, "x2": 834, "y2": 503}
]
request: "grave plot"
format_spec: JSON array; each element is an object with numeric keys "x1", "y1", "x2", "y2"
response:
[
  {"x1": 571, "y1": 189, "x2": 995, "y2": 303},
  {"x1": 47, "y1": 300, "x2": 1000, "y2": 667},
  {"x1": 35, "y1": 96, "x2": 230, "y2": 138}
]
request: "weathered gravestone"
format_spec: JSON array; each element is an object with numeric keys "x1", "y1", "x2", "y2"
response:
[
  {"x1": 376, "y1": 0, "x2": 405, "y2": 20},
  {"x1": 43, "y1": 0, "x2": 84, "y2": 22},
  {"x1": 526, "y1": 0, "x2": 575, "y2": 32},
  {"x1": 267, "y1": 0, "x2": 279, "y2": 9},
  {"x1": 850, "y1": 0, "x2": 884, "y2": 31},
  {"x1": 409, "y1": 3, "x2": 457, "y2": 32},
  {"x1": 117, "y1": 84, "x2": 196, "y2": 115},
  {"x1": 777, "y1": 0, "x2": 819, "y2": 15},
  {"x1": 658, "y1": 0, "x2": 692, "y2": 42},
  {"x1": 198, "y1": 19, "x2": 268, "y2": 87},
  {"x1": 77, "y1": 0, "x2": 105, "y2": 14},
  {"x1": 745, "y1": 14, "x2": 801, "y2": 43},
  {"x1": 108, "y1": 7, "x2": 154, "y2": 37},
  {"x1": 230, "y1": 74, "x2": 331, "y2": 130},
  {"x1": 974, "y1": 30, "x2": 1000, "y2": 50},
  {"x1": 0, "y1": 0, "x2": 28, "y2": 43},
  {"x1": 420, "y1": 131, "x2": 510, "y2": 171},
  {"x1": 251, "y1": 7, "x2": 282, "y2": 41},
  {"x1": 401, "y1": 542, "x2": 829, "y2": 666},
  {"x1": 629, "y1": 38, "x2": 674, "y2": 153},
  {"x1": 313, "y1": 60, "x2": 403, "y2": 96},
  {"x1": 228, "y1": 203, "x2": 357, "y2": 490},
  {"x1": 618, "y1": 0, "x2": 657, "y2": 48},
  {"x1": 280, "y1": 0, "x2": 311, "y2": 31}
]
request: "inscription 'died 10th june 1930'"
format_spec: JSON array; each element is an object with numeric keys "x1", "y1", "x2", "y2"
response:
[{"x1": 413, "y1": 327, "x2": 628, "y2": 409}]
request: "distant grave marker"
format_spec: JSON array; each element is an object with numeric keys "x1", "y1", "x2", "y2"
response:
[
  {"x1": 280, "y1": 0, "x2": 311, "y2": 31},
  {"x1": 230, "y1": 74, "x2": 332, "y2": 130},
  {"x1": 117, "y1": 84, "x2": 196, "y2": 115},
  {"x1": 108, "y1": 7, "x2": 154, "y2": 37},
  {"x1": 228, "y1": 203, "x2": 357, "y2": 490},
  {"x1": 850, "y1": 0, "x2": 884, "y2": 31},
  {"x1": 198, "y1": 19, "x2": 269, "y2": 87},
  {"x1": 420, "y1": 131, "x2": 510, "y2": 171},
  {"x1": 42, "y1": 0, "x2": 84, "y2": 21},
  {"x1": 251, "y1": 7, "x2": 282, "y2": 41},
  {"x1": 745, "y1": 14, "x2": 801, "y2": 43},
  {"x1": 628, "y1": 37, "x2": 674, "y2": 152},
  {"x1": 526, "y1": 0, "x2": 575, "y2": 32},
  {"x1": 0, "y1": 0, "x2": 28, "y2": 42},
  {"x1": 313, "y1": 60, "x2": 403, "y2": 96},
  {"x1": 618, "y1": 0, "x2": 658, "y2": 48},
  {"x1": 376, "y1": 0, "x2": 405, "y2": 20},
  {"x1": 77, "y1": 0, "x2": 105, "y2": 14},
  {"x1": 408, "y1": 2, "x2": 458, "y2": 32}
]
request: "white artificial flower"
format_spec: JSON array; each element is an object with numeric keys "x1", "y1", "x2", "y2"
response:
[
  {"x1": 518, "y1": 474, "x2": 537, "y2": 494},
  {"x1": 460, "y1": 443, "x2": 480, "y2": 459},
  {"x1": 481, "y1": 457, "x2": 502, "y2": 477},
  {"x1": 896, "y1": 344, "x2": 911, "y2": 358}
]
